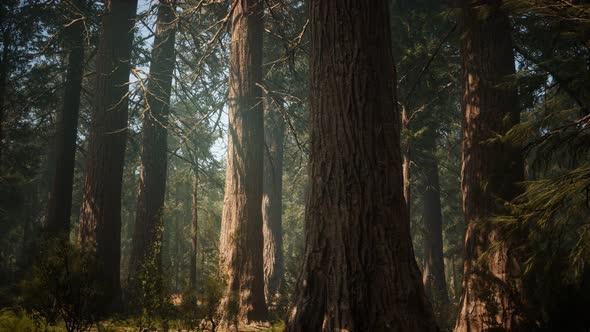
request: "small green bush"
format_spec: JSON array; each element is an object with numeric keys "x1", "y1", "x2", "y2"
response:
[
  {"x1": 127, "y1": 227, "x2": 175, "y2": 331},
  {"x1": 20, "y1": 239, "x2": 100, "y2": 332},
  {"x1": 0, "y1": 307, "x2": 63, "y2": 332},
  {"x1": 179, "y1": 276, "x2": 223, "y2": 332}
]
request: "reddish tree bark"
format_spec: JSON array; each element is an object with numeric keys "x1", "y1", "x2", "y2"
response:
[
  {"x1": 402, "y1": 105, "x2": 412, "y2": 211},
  {"x1": 455, "y1": 1, "x2": 525, "y2": 331},
  {"x1": 421, "y1": 144, "x2": 450, "y2": 306},
  {"x1": 218, "y1": 0, "x2": 268, "y2": 324},
  {"x1": 77, "y1": 0, "x2": 138, "y2": 312},
  {"x1": 284, "y1": 1, "x2": 438, "y2": 331},
  {"x1": 262, "y1": 96, "x2": 284, "y2": 306},
  {"x1": 129, "y1": 0, "x2": 176, "y2": 292}
]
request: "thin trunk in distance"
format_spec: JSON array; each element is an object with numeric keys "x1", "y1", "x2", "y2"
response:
[
  {"x1": 190, "y1": 167, "x2": 198, "y2": 291},
  {"x1": 0, "y1": 24, "x2": 11, "y2": 167},
  {"x1": 402, "y1": 105, "x2": 411, "y2": 211},
  {"x1": 262, "y1": 95, "x2": 285, "y2": 307},
  {"x1": 421, "y1": 143, "x2": 450, "y2": 306}
]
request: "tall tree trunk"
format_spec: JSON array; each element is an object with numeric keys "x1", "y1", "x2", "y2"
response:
[
  {"x1": 284, "y1": 1, "x2": 438, "y2": 331},
  {"x1": 46, "y1": 0, "x2": 86, "y2": 238},
  {"x1": 189, "y1": 168, "x2": 198, "y2": 291},
  {"x1": 129, "y1": 0, "x2": 176, "y2": 294},
  {"x1": 401, "y1": 105, "x2": 411, "y2": 211},
  {"x1": 218, "y1": 0, "x2": 268, "y2": 324},
  {"x1": 455, "y1": 1, "x2": 525, "y2": 331},
  {"x1": 262, "y1": 96, "x2": 284, "y2": 307},
  {"x1": 174, "y1": 216, "x2": 181, "y2": 292},
  {"x1": 0, "y1": 28, "x2": 10, "y2": 168},
  {"x1": 77, "y1": 0, "x2": 138, "y2": 313},
  {"x1": 18, "y1": 182, "x2": 39, "y2": 278},
  {"x1": 421, "y1": 144, "x2": 450, "y2": 305},
  {"x1": 445, "y1": 255, "x2": 457, "y2": 300}
]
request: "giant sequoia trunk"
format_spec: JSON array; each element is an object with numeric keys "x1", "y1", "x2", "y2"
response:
[
  {"x1": 46, "y1": 0, "x2": 86, "y2": 238},
  {"x1": 129, "y1": 0, "x2": 176, "y2": 293},
  {"x1": 218, "y1": 0, "x2": 268, "y2": 323},
  {"x1": 262, "y1": 96, "x2": 284, "y2": 306},
  {"x1": 421, "y1": 144, "x2": 450, "y2": 305},
  {"x1": 284, "y1": 1, "x2": 438, "y2": 331},
  {"x1": 455, "y1": 1, "x2": 525, "y2": 331},
  {"x1": 77, "y1": 0, "x2": 137, "y2": 312}
]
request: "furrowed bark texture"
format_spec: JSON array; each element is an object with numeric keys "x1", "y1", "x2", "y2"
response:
[
  {"x1": 262, "y1": 97, "x2": 285, "y2": 305},
  {"x1": 129, "y1": 0, "x2": 176, "y2": 291},
  {"x1": 46, "y1": 0, "x2": 86, "y2": 238},
  {"x1": 218, "y1": 0, "x2": 268, "y2": 323},
  {"x1": 284, "y1": 1, "x2": 438, "y2": 331},
  {"x1": 455, "y1": 1, "x2": 525, "y2": 331},
  {"x1": 77, "y1": 0, "x2": 137, "y2": 312},
  {"x1": 421, "y1": 143, "x2": 450, "y2": 305}
]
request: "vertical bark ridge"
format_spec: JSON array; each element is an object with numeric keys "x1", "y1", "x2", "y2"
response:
[
  {"x1": 421, "y1": 143, "x2": 450, "y2": 306},
  {"x1": 77, "y1": 0, "x2": 138, "y2": 313},
  {"x1": 285, "y1": 1, "x2": 438, "y2": 331},
  {"x1": 129, "y1": 0, "x2": 177, "y2": 294},
  {"x1": 218, "y1": 0, "x2": 268, "y2": 324},
  {"x1": 46, "y1": 0, "x2": 86, "y2": 238},
  {"x1": 262, "y1": 96, "x2": 285, "y2": 306},
  {"x1": 455, "y1": 1, "x2": 525, "y2": 331},
  {"x1": 402, "y1": 105, "x2": 412, "y2": 212}
]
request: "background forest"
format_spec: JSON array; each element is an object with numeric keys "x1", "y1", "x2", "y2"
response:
[{"x1": 0, "y1": 0, "x2": 589, "y2": 331}]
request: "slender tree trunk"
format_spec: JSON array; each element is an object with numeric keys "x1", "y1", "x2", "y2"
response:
[
  {"x1": 0, "y1": 29, "x2": 10, "y2": 168},
  {"x1": 285, "y1": 1, "x2": 438, "y2": 331},
  {"x1": 262, "y1": 96, "x2": 284, "y2": 307},
  {"x1": 455, "y1": 1, "x2": 525, "y2": 331},
  {"x1": 129, "y1": 0, "x2": 176, "y2": 293},
  {"x1": 189, "y1": 168, "x2": 198, "y2": 291},
  {"x1": 77, "y1": 0, "x2": 138, "y2": 313},
  {"x1": 218, "y1": 0, "x2": 267, "y2": 324},
  {"x1": 421, "y1": 144, "x2": 450, "y2": 305},
  {"x1": 401, "y1": 105, "x2": 411, "y2": 211},
  {"x1": 450, "y1": 256, "x2": 457, "y2": 299},
  {"x1": 46, "y1": 0, "x2": 86, "y2": 238},
  {"x1": 200, "y1": 229, "x2": 205, "y2": 290},
  {"x1": 454, "y1": 256, "x2": 461, "y2": 300},
  {"x1": 18, "y1": 182, "x2": 39, "y2": 278},
  {"x1": 175, "y1": 216, "x2": 181, "y2": 292}
]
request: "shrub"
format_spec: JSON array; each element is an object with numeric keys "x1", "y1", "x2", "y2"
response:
[
  {"x1": 21, "y1": 239, "x2": 100, "y2": 332},
  {"x1": 179, "y1": 276, "x2": 223, "y2": 332},
  {"x1": 0, "y1": 307, "x2": 63, "y2": 332}
]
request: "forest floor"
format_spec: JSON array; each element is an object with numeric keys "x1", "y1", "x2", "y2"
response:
[
  {"x1": 90, "y1": 323, "x2": 284, "y2": 332},
  {"x1": 0, "y1": 306, "x2": 285, "y2": 331},
  {"x1": 0, "y1": 313, "x2": 285, "y2": 332}
]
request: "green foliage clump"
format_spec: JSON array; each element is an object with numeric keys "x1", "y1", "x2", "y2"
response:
[
  {"x1": 178, "y1": 276, "x2": 223, "y2": 332},
  {"x1": 0, "y1": 307, "x2": 65, "y2": 332},
  {"x1": 127, "y1": 224, "x2": 174, "y2": 331},
  {"x1": 19, "y1": 240, "x2": 100, "y2": 332}
]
